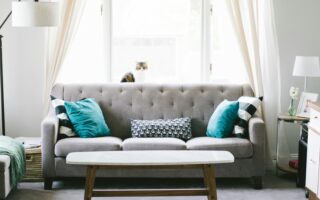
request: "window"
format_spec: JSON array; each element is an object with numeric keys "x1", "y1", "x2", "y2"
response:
[
  {"x1": 57, "y1": 0, "x2": 248, "y2": 84},
  {"x1": 209, "y1": 0, "x2": 247, "y2": 83},
  {"x1": 111, "y1": 0, "x2": 202, "y2": 83},
  {"x1": 57, "y1": 0, "x2": 105, "y2": 83}
]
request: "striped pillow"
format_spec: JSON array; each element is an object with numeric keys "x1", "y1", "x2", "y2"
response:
[
  {"x1": 233, "y1": 96, "x2": 263, "y2": 138},
  {"x1": 50, "y1": 96, "x2": 77, "y2": 142}
]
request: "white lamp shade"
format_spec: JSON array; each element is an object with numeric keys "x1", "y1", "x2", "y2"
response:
[
  {"x1": 293, "y1": 56, "x2": 320, "y2": 77},
  {"x1": 12, "y1": 2, "x2": 59, "y2": 27}
]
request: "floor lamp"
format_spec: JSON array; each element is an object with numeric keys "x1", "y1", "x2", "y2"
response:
[{"x1": 0, "y1": 0, "x2": 58, "y2": 135}]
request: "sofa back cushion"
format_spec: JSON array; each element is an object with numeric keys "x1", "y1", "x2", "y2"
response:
[{"x1": 51, "y1": 83, "x2": 253, "y2": 139}]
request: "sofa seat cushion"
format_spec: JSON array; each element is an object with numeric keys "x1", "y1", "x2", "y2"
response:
[
  {"x1": 55, "y1": 136, "x2": 122, "y2": 157},
  {"x1": 186, "y1": 137, "x2": 253, "y2": 158},
  {"x1": 122, "y1": 138, "x2": 186, "y2": 150},
  {"x1": 0, "y1": 155, "x2": 10, "y2": 172}
]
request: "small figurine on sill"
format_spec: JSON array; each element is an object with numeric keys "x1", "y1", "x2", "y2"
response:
[{"x1": 120, "y1": 72, "x2": 135, "y2": 82}]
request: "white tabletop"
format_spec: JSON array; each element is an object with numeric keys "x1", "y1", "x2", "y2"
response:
[{"x1": 66, "y1": 151, "x2": 234, "y2": 166}]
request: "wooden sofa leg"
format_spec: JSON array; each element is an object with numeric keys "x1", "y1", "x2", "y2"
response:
[
  {"x1": 44, "y1": 178, "x2": 53, "y2": 190},
  {"x1": 252, "y1": 176, "x2": 263, "y2": 189}
]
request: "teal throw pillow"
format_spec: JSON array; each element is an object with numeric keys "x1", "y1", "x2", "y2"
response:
[
  {"x1": 64, "y1": 98, "x2": 111, "y2": 138},
  {"x1": 206, "y1": 100, "x2": 239, "y2": 138}
]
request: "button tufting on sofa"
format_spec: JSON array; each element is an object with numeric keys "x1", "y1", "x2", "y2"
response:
[{"x1": 201, "y1": 114, "x2": 205, "y2": 121}]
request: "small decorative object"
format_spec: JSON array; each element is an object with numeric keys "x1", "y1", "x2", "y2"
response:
[
  {"x1": 135, "y1": 62, "x2": 148, "y2": 82},
  {"x1": 120, "y1": 72, "x2": 135, "y2": 82},
  {"x1": 136, "y1": 62, "x2": 148, "y2": 70},
  {"x1": 288, "y1": 87, "x2": 299, "y2": 116},
  {"x1": 289, "y1": 159, "x2": 299, "y2": 170},
  {"x1": 296, "y1": 92, "x2": 318, "y2": 117}
]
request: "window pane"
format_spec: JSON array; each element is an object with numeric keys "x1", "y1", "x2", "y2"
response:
[
  {"x1": 210, "y1": 0, "x2": 248, "y2": 84},
  {"x1": 111, "y1": 0, "x2": 202, "y2": 83},
  {"x1": 57, "y1": 0, "x2": 105, "y2": 84}
]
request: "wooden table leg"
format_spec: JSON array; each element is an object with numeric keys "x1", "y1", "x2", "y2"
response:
[
  {"x1": 84, "y1": 166, "x2": 97, "y2": 200},
  {"x1": 203, "y1": 164, "x2": 217, "y2": 200}
]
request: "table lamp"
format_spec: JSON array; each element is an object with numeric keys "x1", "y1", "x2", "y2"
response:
[
  {"x1": 0, "y1": 0, "x2": 59, "y2": 135},
  {"x1": 292, "y1": 56, "x2": 320, "y2": 92}
]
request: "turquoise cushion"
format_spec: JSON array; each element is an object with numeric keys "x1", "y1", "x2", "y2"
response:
[
  {"x1": 206, "y1": 100, "x2": 239, "y2": 138},
  {"x1": 64, "y1": 98, "x2": 110, "y2": 138}
]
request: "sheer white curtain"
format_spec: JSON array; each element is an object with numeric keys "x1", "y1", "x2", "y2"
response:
[
  {"x1": 226, "y1": 0, "x2": 281, "y2": 165},
  {"x1": 43, "y1": 0, "x2": 87, "y2": 114}
]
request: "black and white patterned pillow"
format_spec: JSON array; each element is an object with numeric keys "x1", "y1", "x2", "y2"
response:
[
  {"x1": 50, "y1": 96, "x2": 77, "y2": 141},
  {"x1": 131, "y1": 117, "x2": 192, "y2": 140},
  {"x1": 233, "y1": 96, "x2": 263, "y2": 138}
]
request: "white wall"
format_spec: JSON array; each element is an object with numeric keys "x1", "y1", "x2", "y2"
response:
[
  {"x1": 273, "y1": 0, "x2": 320, "y2": 158},
  {"x1": 0, "y1": 0, "x2": 45, "y2": 138},
  {"x1": 0, "y1": 0, "x2": 320, "y2": 161}
]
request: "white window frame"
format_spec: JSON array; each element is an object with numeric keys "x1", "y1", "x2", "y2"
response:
[
  {"x1": 202, "y1": 0, "x2": 212, "y2": 82},
  {"x1": 102, "y1": 0, "x2": 212, "y2": 82},
  {"x1": 102, "y1": 0, "x2": 112, "y2": 81}
]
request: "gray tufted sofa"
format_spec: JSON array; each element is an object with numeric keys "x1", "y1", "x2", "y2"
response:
[{"x1": 42, "y1": 83, "x2": 266, "y2": 190}]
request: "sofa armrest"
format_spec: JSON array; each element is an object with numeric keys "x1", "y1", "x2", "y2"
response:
[
  {"x1": 0, "y1": 155, "x2": 10, "y2": 173},
  {"x1": 41, "y1": 108, "x2": 58, "y2": 178},
  {"x1": 0, "y1": 155, "x2": 11, "y2": 199},
  {"x1": 248, "y1": 117, "x2": 266, "y2": 176}
]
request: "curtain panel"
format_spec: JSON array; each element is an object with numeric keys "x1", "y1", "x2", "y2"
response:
[
  {"x1": 43, "y1": 0, "x2": 86, "y2": 114},
  {"x1": 226, "y1": 0, "x2": 282, "y2": 166}
]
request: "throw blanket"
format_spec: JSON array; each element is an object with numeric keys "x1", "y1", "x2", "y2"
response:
[{"x1": 0, "y1": 136, "x2": 25, "y2": 187}]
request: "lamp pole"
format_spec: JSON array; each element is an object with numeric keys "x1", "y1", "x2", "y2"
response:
[
  {"x1": 0, "y1": 11, "x2": 12, "y2": 136},
  {"x1": 304, "y1": 76, "x2": 307, "y2": 92},
  {"x1": 0, "y1": 35, "x2": 5, "y2": 135}
]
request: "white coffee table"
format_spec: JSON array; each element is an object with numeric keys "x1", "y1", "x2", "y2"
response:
[{"x1": 66, "y1": 150, "x2": 234, "y2": 200}]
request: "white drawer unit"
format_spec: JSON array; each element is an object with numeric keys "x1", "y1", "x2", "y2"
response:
[
  {"x1": 306, "y1": 128, "x2": 320, "y2": 194},
  {"x1": 310, "y1": 109, "x2": 320, "y2": 131},
  {"x1": 306, "y1": 102, "x2": 320, "y2": 199}
]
